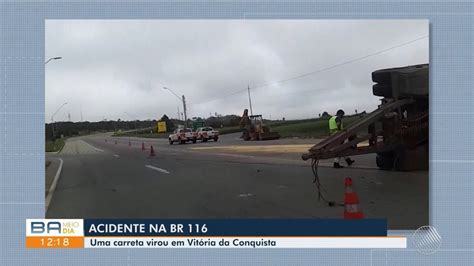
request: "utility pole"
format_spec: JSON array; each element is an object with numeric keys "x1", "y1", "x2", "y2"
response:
[
  {"x1": 182, "y1": 95, "x2": 188, "y2": 127},
  {"x1": 50, "y1": 102, "x2": 67, "y2": 141},
  {"x1": 247, "y1": 85, "x2": 253, "y2": 116},
  {"x1": 45, "y1": 57, "x2": 64, "y2": 140},
  {"x1": 177, "y1": 106, "x2": 180, "y2": 121},
  {"x1": 162, "y1": 87, "x2": 188, "y2": 126}
]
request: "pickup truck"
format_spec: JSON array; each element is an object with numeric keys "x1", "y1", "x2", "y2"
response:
[
  {"x1": 169, "y1": 128, "x2": 197, "y2": 144},
  {"x1": 196, "y1": 127, "x2": 219, "y2": 142}
]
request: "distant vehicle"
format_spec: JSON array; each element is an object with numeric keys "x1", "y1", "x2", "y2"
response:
[
  {"x1": 196, "y1": 127, "x2": 219, "y2": 142},
  {"x1": 169, "y1": 128, "x2": 197, "y2": 144}
]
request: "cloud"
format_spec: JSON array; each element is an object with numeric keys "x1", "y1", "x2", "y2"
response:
[{"x1": 46, "y1": 20, "x2": 428, "y2": 122}]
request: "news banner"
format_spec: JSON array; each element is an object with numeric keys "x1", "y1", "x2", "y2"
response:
[{"x1": 26, "y1": 219, "x2": 406, "y2": 249}]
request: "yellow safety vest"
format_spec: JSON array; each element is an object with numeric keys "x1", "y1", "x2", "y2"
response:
[{"x1": 329, "y1": 116, "x2": 343, "y2": 134}]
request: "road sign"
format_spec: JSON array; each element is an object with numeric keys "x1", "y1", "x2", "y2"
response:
[{"x1": 157, "y1": 121, "x2": 167, "y2": 133}]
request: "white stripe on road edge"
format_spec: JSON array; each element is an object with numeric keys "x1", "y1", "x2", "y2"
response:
[
  {"x1": 82, "y1": 140, "x2": 104, "y2": 152},
  {"x1": 113, "y1": 154, "x2": 120, "y2": 158},
  {"x1": 145, "y1": 165, "x2": 170, "y2": 174},
  {"x1": 45, "y1": 158, "x2": 63, "y2": 213}
]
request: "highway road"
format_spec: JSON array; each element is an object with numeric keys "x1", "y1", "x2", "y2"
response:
[{"x1": 46, "y1": 133, "x2": 428, "y2": 229}]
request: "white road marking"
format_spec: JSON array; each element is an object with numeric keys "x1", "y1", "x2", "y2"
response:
[
  {"x1": 113, "y1": 154, "x2": 120, "y2": 158},
  {"x1": 82, "y1": 140, "x2": 104, "y2": 152},
  {"x1": 145, "y1": 165, "x2": 170, "y2": 174},
  {"x1": 45, "y1": 158, "x2": 63, "y2": 213}
]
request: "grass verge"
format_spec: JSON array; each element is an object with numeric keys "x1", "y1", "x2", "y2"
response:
[
  {"x1": 217, "y1": 126, "x2": 241, "y2": 135},
  {"x1": 270, "y1": 116, "x2": 360, "y2": 139},
  {"x1": 119, "y1": 132, "x2": 169, "y2": 138},
  {"x1": 45, "y1": 139, "x2": 65, "y2": 152},
  {"x1": 112, "y1": 127, "x2": 166, "y2": 138}
]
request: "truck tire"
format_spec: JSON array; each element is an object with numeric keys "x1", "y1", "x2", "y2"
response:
[
  {"x1": 393, "y1": 144, "x2": 429, "y2": 171},
  {"x1": 376, "y1": 152, "x2": 395, "y2": 170},
  {"x1": 373, "y1": 84, "x2": 392, "y2": 98},
  {"x1": 214, "y1": 137, "x2": 218, "y2": 141},
  {"x1": 169, "y1": 139, "x2": 173, "y2": 145},
  {"x1": 192, "y1": 138, "x2": 197, "y2": 144},
  {"x1": 203, "y1": 138, "x2": 208, "y2": 142},
  {"x1": 376, "y1": 144, "x2": 429, "y2": 171},
  {"x1": 243, "y1": 131, "x2": 250, "y2": 141},
  {"x1": 372, "y1": 69, "x2": 393, "y2": 84},
  {"x1": 179, "y1": 138, "x2": 185, "y2": 144},
  {"x1": 372, "y1": 64, "x2": 427, "y2": 84}
]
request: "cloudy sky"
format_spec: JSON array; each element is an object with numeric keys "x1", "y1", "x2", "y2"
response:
[{"x1": 46, "y1": 20, "x2": 428, "y2": 123}]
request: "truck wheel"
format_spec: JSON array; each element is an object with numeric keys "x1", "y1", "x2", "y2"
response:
[
  {"x1": 372, "y1": 64, "x2": 428, "y2": 84},
  {"x1": 372, "y1": 69, "x2": 393, "y2": 84},
  {"x1": 214, "y1": 137, "x2": 218, "y2": 141},
  {"x1": 192, "y1": 138, "x2": 197, "y2": 144},
  {"x1": 179, "y1": 138, "x2": 185, "y2": 144},
  {"x1": 373, "y1": 84, "x2": 392, "y2": 98},
  {"x1": 376, "y1": 152, "x2": 395, "y2": 170},
  {"x1": 393, "y1": 144, "x2": 429, "y2": 171},
  {"x1": 203, "y1": 138, "x2": 208, "y2": 142},
  {"x1": 169, "y1": 139, "x2": 173, "y2": 145}
]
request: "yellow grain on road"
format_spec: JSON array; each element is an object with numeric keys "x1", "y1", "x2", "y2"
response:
[
  {"x1": 190, "y1": 141, "x2": 370, "y2": 154},
  {"x1": 190, "y1": 144, "x2": 313, "y2": 153}
]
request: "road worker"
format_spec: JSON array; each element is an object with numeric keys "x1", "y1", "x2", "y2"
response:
[
  {"x1": 329, "y1": 109, "x2": 355, "y2": 168},
  {"x1": 240, "y1": 109, "x2": 251, "y2": 139}
]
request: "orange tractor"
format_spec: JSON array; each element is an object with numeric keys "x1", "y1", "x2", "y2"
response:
[{"x1": 241, "y1": 115, "x2": 280, "y2": 141}]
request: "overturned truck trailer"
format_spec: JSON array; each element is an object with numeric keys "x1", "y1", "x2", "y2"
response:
[{"x1": 302, "y1": 64, "x2": 429, "y2": 171}]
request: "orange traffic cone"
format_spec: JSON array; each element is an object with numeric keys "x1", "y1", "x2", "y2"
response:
[
  {"x1": 149, "y1": 145, "x2": 156, "y2": 157},
  {"x1": 344, "y1": 177, "x2": 364, "y2": 219},
  {"x1": 141, "y1": 142, "x2": 145, "y2": 150}
]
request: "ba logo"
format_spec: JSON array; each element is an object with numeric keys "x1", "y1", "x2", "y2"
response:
[
  {"x1": 26, "y1": 219, "x2": 83, "y2": 237},
  {"x1": 30, "y1": 221, "x2": 61, "y2": 234}
]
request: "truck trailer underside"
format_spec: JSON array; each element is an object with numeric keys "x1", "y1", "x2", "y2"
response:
[{"x1": 302, "y1": 64, "x2": 429, "y2": 171}]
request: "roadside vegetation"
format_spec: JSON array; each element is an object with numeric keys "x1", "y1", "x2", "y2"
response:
[
  {"x1": 55, "y1": 112, "x2": 363, "y2": 140},
  {"x1": 212, "y1": 116, "x2": 361, "y2": 139},
  {"x1": 45, "y1": 139, "x2": 65, "y2": 152},
  {"x1": 111, "y1": 115, "x2": 362, "y2": 140},
  {"x1": 269, "y1": 116, "x2": 360, "y2": 139},
  {"x1": 113, "y1": 129, "x2": 169, "y2": 139},
  {"x1": 216, "y1": 126, "x2": 241, "y2": 135}
]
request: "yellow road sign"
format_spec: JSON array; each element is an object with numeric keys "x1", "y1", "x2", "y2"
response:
[{"x1": 157, "y1": 121, "x2": 167, "y2": 133}]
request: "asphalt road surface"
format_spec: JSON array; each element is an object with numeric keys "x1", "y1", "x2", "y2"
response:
[{"x1": 46, "y1": 133, "x2": 428, "y2": 229}]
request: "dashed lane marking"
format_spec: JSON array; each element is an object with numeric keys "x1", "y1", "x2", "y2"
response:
[{"x1": 145, "y1": 165, "x2": 170, "y2": 174}]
